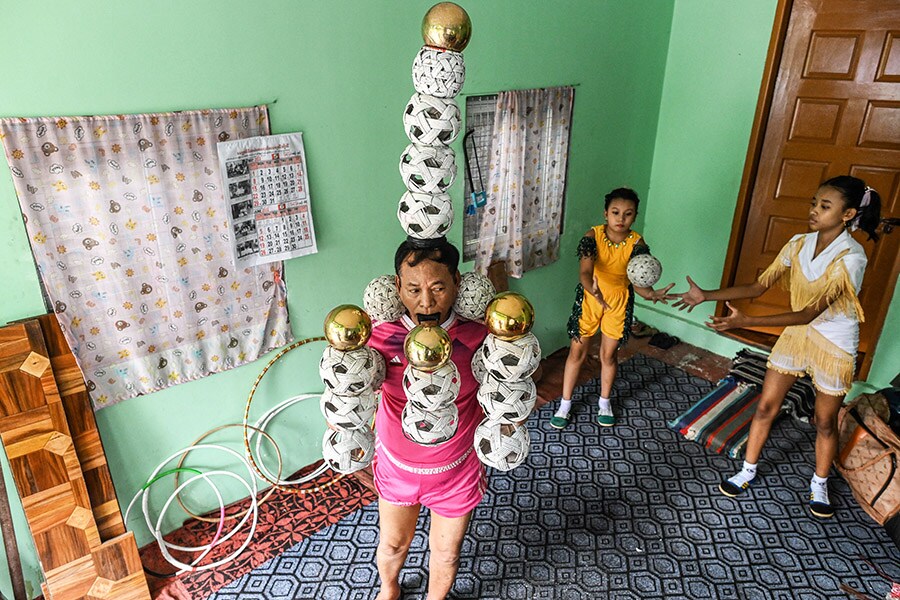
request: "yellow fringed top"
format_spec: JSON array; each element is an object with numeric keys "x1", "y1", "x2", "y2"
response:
[{"x1": 758, "y1": 233, "x2": 865, "y2": 324}]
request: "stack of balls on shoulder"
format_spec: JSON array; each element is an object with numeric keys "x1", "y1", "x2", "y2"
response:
[{"x1": 317, "y1": 3, "x2": 539, "y2": 474}]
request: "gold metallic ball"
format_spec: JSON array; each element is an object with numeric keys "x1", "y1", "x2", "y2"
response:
[
  {"x1": 485, "y1": 292, "x2": 535, "y2": 340},
  {"x1": 404, "y1": 324, "x2": 453, "y2": 372},
  {"x1": 323, "y1": 304, "x2": 372, "y2": 351},
  {"x1": 422, "y1": 2, "x2": 472, "y2": 52}
]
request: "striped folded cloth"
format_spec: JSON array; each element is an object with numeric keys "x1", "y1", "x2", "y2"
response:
[{"x1": 669, "y1": 377, "x2": 769, "y2": 458}]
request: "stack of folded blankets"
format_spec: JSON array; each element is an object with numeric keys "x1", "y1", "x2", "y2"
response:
[{"x1": 668, "y1": 349, "x2": 817, "y2": 458}]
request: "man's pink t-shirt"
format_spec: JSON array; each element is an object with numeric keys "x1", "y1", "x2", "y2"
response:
[{"x1": 369, "y1": 313, "x2": 488, "y2": 469}]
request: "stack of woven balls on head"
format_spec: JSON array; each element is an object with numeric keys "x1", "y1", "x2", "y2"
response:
[{"x1": 318, "y1": 2, "x2": 540, "y2": 474}]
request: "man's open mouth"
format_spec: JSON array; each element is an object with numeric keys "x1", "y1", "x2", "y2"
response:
[{"x1": 416, "y1": 312, "x2": 441, "y2": 323}]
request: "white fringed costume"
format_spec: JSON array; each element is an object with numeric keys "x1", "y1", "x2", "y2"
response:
[{"x1": 759, "y1": 231, "x2": 867, "y2": 395}]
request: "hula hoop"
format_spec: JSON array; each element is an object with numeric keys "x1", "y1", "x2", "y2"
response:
[
  {"x1": 173, "y1": 423, "x2": 282, "y2": 523},
  {"x1": 242, "y1": 337, "x2": 345, "y2": 494}
]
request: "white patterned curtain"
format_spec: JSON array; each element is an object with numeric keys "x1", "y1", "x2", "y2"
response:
[
  {"x1": 474, "y1": 87, "x2": 574, "y2": 278},
  {"x1": 0, "y1": 107, "x2": 293, "y2": 409}
]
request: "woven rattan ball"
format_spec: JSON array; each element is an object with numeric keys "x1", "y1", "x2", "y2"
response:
[
  {"x1": 453, "y1": 271, "x2": 495, "y2": 322},
  {"x1": 479, "y1": 332, "x2": 541, "y2": 381},
  {"x1": 412, "y1": 46, "x2": 465, "y2": 98},
  {"x1": 399, "y1": 143, "x2": 457, "y2": 195},
  {"x1": 402, "y1": 362, "x2": 460, "y2": 411},
  {"x1": 363, "y1": 275, "x2": 405, "y2": 323},
  {"x1": 320, "y1": 387, "x2": 377, "y2": 431},
  {"x1": 319, "y1": 346, "x2": 376, "y2": 395},
  {"x1": 401, "y1": 399, "x2": 459, "y2": 446},
  {"x1": 322, "y1": 426, "x2": 375, "y2": 474},
  {"x1": 404, "y1": 93, "x2": 461, "y2": 146},
  {"x1": 474, "y1": 419, "x2": 530, "y2": 471},
  {"x1": 476, "y1": 373, "x2": 537, "y2": 424},
  {"x1": 626, "y1": 253, "x2": 662, "y2": 288},
  {"x1": 398, "y1": 191, "x2": 454, "y2": 239}
]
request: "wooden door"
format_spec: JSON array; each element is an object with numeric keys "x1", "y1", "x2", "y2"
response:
[{"x1": 729, "y1": 0, "x2": 900, "y2": 376}]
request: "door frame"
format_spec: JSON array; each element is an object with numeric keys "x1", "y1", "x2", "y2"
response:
[{"x1": 719, "y1": 0, "x2": 897, "y2": 378}]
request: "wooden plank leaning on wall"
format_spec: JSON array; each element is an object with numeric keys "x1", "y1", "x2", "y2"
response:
[{"x1": 0, "y1": 316, "x2": 150, "y2": 600}]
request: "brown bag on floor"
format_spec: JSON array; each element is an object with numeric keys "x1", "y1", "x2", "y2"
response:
[{"x1": 835, "y1": 393, "x2": 900, "y2": 525}]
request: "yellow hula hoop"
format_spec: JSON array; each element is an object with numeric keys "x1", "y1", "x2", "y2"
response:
[{"x1": 242, "y1": 336, "x2": 345, "y2": 494}]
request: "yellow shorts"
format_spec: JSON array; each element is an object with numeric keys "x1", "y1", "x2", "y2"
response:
[
  {"x1": 571, "y1": 285, "x2": 629, "y2": 340},
  {"x1": 767, "y1": 325, "x2": 855, "y2": 396}
]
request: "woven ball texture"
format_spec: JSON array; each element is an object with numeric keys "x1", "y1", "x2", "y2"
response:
[
  {"x1": 453, "y1": 271, "x2": 495, "y2": 321},
  {"x1": 322, "y1": 426, "x2": 375, "y2": 474},
  {"x1": 363, "y1": 275, "x2": 405, "y2": 323},
  {"x1": 319, "y1": 346, "x2": 377, "y2": 395},
  {"x1": 476, "y1": 374, "x2": 537, "y2": 424},
  {"x1": 412, "y1": 46, "x2": 465, "y2": 98},
  {"x1": 474, "y1": 419, "x2": 530, "y2": 471},
  {"x1": 626, "y1": 253, "x2": 662, "y2": 288},
  {"x1": 479, "y1": 332, "x2": 541, "y2": 381},
  {"x1": 401, "y1": 400, "x2": 459, "y2": 446},
  {"x1": 320, "y1": 387, "x2": 377, "y2": 431}
]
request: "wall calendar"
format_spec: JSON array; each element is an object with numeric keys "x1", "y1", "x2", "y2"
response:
[{"x1": 217, "y1": 132, "x2": 318, "y2": 267}]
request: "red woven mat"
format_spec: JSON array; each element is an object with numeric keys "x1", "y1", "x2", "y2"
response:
[{"x1": 139, "y1": 462, "x2": 377, "y2": 599}]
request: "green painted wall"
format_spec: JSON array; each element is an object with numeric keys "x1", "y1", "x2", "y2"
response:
[
  {"x1": 639, "y1": 0, "x2": 899, "y2": 396},
  {"x1": 0, "y1": 1, "x2": 674, "y2": 595}
]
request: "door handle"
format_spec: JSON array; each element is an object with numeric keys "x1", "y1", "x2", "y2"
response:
[{"x1": 881, "y1": 217, "x2": 900, "y2": 234}]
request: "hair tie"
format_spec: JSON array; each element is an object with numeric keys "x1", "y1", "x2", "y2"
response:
[
  {"x1": 849, "y1": 186, "x2": 874, "y2": 231},
  {"x1": 860, "y1": 186, "x2": 873, "y2": 208}
]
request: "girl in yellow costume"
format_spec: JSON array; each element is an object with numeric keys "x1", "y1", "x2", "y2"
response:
[
  {"x1": 672, "y1": 175, "x2": 882, "y2": 519},
  {"x1": 551, "y1": 188, "x2": 672, "y2": 429}
]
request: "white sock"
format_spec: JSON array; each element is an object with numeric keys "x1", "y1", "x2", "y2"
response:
[
  {"x1": 597, "y1": 396, "x2": 612, "y2": 415},
  {"x1": 810, "y1": 474, "x2": 829, "y2": 504},
  {"x1": 727, "y1": 460, "x2": 757, "y2": 488},
  {"x1": 554, "y1": 399, "x2": 572, "y2": 418}
]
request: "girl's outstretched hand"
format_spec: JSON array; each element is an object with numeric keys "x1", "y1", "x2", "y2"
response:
[
  {"x1": 671, "y1": 276, "x2": 706, "y2": 312},
  {"x1": 588, "y1": 276, "x2": 610, "y2": 310},
  {"x1": 646, "y1": 282, "x2": 674, "y2": 304},
  {"x1": 705, "y1": 301, "x2": 747, "y2": 331}
]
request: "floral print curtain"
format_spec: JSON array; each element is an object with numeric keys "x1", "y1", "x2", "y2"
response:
[
  {"x1": 474, "y1": 86, "x2": 574, "y2": 278},
  {"x1": 0, "y1": 107, "x2": 293, "y2": 409}
]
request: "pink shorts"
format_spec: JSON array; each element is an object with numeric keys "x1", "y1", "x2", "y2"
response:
[{"x1": 372, "y1": 443, "x2": 486, "y2": 518}]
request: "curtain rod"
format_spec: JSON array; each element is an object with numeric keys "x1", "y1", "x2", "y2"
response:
[{"x1": 460, "y1": 83, "x2": 580, "y2": 97}]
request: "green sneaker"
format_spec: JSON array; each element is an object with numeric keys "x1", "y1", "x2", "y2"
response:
[
  {"x1": 549, "y1": 414, "x2": 570, "y2": 429},
  {"x1": 596, "y1": 408, "x2": 615, "y2": 427}
]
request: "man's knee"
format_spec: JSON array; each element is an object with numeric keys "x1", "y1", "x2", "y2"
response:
[
  {"x1": 379, "y1": 534, "x2": 414, "y2": 556},
  {"x1": 429, "y1": 545, "x2": 461, "y2": 568}
]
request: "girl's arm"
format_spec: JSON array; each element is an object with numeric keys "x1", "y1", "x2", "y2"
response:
[
  {"x1": 671, "y1": 276, "x2": 768, "y2": 312},
  {"x1": 634, "y1": 283, "x2": 675, "y2": 303},
  {"x1": 707, "y1": 298, "x2": 829, "y2": 332},
  {"x1": 577, "y1": 230, "x2": 608, "y2": 309},
  {"x1": 579, "y1": 253, "x2": 609, "y2": 309}
]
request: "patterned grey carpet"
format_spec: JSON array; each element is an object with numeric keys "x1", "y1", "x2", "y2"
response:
[{"x1": 209, "y1": 354, "x2": 899, "y2": 599}]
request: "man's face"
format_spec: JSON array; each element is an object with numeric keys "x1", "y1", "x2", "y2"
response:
[{"x1": 396, "y1": 257, "x2": 460, "y2": 325}]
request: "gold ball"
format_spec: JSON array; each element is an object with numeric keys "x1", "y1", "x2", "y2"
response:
[
  {"x1": 485, "y1": 292, "x2": 535, "y2": 340},
  {"x1": 404, "y1": 324, "x2": 453, "y2": 372},
  {"x1": 323, "y1": 304, "x2": 372, "y2": 351},
  {"x1": 421, "y1": 2, "x2": 472, "y2": 52}
]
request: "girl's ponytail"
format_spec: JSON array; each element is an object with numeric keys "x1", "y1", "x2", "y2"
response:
[
  {"x1": 853, "y1": 186, "x2": 883, "y2": 242},
  {"x1": 821, "y1": 175, "x2": 883, "y2": 242}
]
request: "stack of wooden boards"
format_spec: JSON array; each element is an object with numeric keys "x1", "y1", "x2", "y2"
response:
[{"x1": 0, "y1": 315, "x2": 150, "y2": 599}]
